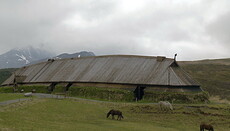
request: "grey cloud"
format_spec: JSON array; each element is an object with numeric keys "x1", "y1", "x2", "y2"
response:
[
  {"x1": 0, "y1": 0, "x2": 81, "y2": 54},
  {"x1": 206, "y1": 11, "x2": 230, "y2": 49},
  {"x1": 0, "y1": 0, "x2": 230, "y2": 60}
]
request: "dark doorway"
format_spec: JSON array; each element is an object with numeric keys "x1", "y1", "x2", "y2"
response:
[
  {"x1": 65, "y1": 83, "x2": 73, "y2": 91},
  {"x1": 134, "y1": 86, "x2": 146, "y2": 101},
  {"x1": 47, "y1": 83, "x2": 57, "y2": 92}
]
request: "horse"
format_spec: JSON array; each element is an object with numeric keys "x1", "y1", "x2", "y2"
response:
[
  {"x1": 107, "y1": 109, "x2": 124, "y2": 120},
  {"x1": 158, "y1": 101, "x2": 173, "y2": 112},
  {"x1": 200, "y1": 123, "x2": 214, "y2": 131}
]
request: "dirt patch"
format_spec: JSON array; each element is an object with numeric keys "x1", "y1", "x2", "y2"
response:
[{"x1": 183, "y1": 109, "x2": 225, "y2": 117}]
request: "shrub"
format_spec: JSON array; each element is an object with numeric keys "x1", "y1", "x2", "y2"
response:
[{"x1": 0, "y1": 86, "x2": 14, "y2": 93}]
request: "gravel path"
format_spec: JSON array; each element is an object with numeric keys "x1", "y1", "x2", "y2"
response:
[
  {"x1": 32, "y1": 93, "x2": 117, "y2": 103},
  {"x1": 0, "y1": 93, "x2": 113, "y2": 106}
]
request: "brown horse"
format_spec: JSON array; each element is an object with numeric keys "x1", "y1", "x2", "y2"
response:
[
  {"x1": 107, "y1": 109, "x2": 124, "y2": 120},
  {"x1": 200, "y1": 123, "x2": 214, "y2": 131}
]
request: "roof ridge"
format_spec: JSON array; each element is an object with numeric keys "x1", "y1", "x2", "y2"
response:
[{"x1": 53, "y1": 55, "x2": 174, "y2": 61}]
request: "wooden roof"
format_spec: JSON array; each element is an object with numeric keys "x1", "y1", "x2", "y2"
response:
[{"x1": 2, "y1": 55, "x2": 199, "y2": 87}]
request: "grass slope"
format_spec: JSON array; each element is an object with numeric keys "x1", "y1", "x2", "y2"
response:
[
  {"x1": 0, "y1": 68, "x2": 17, "y2": 84},
  {"x1": 0, "y1": 97, "x2": 229, "y2": 131},
  {"x1": 179, "y1": 59, "x2": 230, "y2": 100}
]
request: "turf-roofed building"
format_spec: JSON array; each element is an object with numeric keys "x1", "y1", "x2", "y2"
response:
[{"x1": 2, "y1": 55, "x2": 201, "y2": 100}]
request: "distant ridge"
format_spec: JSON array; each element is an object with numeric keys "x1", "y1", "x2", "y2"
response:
[
  {"x1": 29, "y1": 51, "x2": 95, "y2": 65},
  {"x1": 55, "y1": 51, "x2": 95, "y2": 59},
  {"x1": 179, "y1": 58, "x2": 230, "y2": 65}
]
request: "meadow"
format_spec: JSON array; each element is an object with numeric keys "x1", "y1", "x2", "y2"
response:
[{"x1": 0, "y1": 95, "x2": 229, "y2": 131}]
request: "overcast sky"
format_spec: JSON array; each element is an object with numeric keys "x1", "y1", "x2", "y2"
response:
[{"x1": 0, "y1": 0, "x2": 229, "y2": 60}]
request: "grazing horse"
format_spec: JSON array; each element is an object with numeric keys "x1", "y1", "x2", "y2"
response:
[
  {"x1": 107, "y1": 109, "x2": 124, "y2": 120},
  {"x1": 200, "y1": 123, "x2": 214, "y2": 131},
  {"x1": 158, "y1": 101, "x2": 173, "y2": 112}
]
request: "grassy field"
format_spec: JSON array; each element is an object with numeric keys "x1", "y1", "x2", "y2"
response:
[
  {"x1": 0, "y1": 93, "x2": 24, "y2": 102},
  {"x1": 0, "y1": 96, "x2": 229, "y2": 131}
]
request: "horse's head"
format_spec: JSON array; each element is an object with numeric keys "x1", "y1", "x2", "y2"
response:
[
  {"x1": 106, "y1": 112, "x2": 111, "y2": 118},
  {"x1": 107, "y1": 110, "x2": 114, "y2": 118}
]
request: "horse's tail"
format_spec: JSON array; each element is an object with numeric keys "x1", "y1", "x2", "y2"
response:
[{"x1": 120, "y1": 112, "x2": 124, "y2": 119}]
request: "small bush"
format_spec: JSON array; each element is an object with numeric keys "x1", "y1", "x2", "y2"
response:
[{"x1": 18, "y1": 85, "x2": 49, "y2": 93}]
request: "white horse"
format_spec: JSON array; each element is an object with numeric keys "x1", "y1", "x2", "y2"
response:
[{"x1": 158, "y1": 101, "x2": 173, "y2": 112}]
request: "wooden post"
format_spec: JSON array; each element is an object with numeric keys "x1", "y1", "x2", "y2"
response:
[
  {"x1": 168, "y1": 67, "x2": 171, "y2": 86},
  {"x1": 13, "y1": 73, "x2": 18, "y2": 93}
]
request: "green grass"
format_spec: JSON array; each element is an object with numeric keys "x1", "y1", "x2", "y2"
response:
[
  {"x1": 0, "y1": 93, "x2": 24, "y2": 102},
  {"x1": 0, "y1": 97, "x2": 229, "y2": 131}
]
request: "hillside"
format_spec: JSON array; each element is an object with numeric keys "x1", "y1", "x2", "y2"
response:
[
  {"x1": 179, "y1": 58, "x2": 230, "y2": 100},
  {"x1": 0, "y1": 68, "x2": 17, "y2": 84}
]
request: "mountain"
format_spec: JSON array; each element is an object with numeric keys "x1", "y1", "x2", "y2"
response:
[
  {"x1": 0, "y1": 46, "x2": 96, "y2": 69},
  {"x1": 0, "y1": 46, "x2": 55, "y2": 69}
]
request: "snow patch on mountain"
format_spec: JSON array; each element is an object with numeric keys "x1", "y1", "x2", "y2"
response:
[{"x1": 16, "y1": 54, "x2": 30, "y2": 64}]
